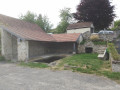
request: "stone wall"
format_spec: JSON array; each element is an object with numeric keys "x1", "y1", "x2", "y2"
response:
[
  {"x1": 1, "y1": 29, "x2": 18, "y2": 61},
  {"x1": 78, "y1": 41, "x2": 107, "y2": 53},
  {"x1": 18, "y1": 40, "x2": 29, "y2": 61},
  {"x1": 82, "y1": 31, "x2": 91, "y2": 40},
  {"x1": 114, "y1": 30, "x2": 120, "y2": 38},
  {"x1": 98, "y1": 31, "x2": 120, "y2": 41},
  {"x1": 109, "y1": 53, "x2": 120, "y2": 72},
  {"x1": 99, "y1": 34, "x2": 115, "y2": 41}
]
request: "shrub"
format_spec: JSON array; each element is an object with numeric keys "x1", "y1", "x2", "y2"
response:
[
  {"x1": 90, "y1": 34, "x2": 100, "y2": 41},
  {"x1": 108, "y1": 43, "x2": 120, "y2": 61}
]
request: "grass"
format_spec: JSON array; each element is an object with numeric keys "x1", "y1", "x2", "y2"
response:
[
  {"x1": 108, "y1": 43, "x2": 120, "y2": 61},
  {"x1": 20, "y1": 62, "x2": 49, "y2": 68},
  {"x1": 92, "y1": 41, "x2": 107, "y2": 45},
  {"x1": 56, "y1": 53, "x2": 120, "y2": 82}
]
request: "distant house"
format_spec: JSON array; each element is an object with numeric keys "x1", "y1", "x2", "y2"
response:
[
  {"x1": 67, "y1": 22, "x2": 94, "y2": 34},
  {"x1": 0, "y1": 14, "x2": 82, "y2": 61}
]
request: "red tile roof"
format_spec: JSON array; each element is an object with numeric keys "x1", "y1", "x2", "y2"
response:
[
  {"x1": 67, "y1": 22, "x2": 93, "y2": 30},
  {"x1": 0, "y1": 14, "x2": 55, "y2": 42},
  {"x1": 51, "y1": 33, "x2": 81, "y2": 42},
  {"x1": 0, "y1": 14, "x2": 81, "y2": 42}
]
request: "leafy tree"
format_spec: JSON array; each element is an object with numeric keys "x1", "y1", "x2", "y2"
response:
[
  {"x1": 36, "y1": 14, "x2": 53, "y2": 32},
  {"x1": 112, "y1": 20, "x2": 120, "y2": 30},
  {"x1": 19, "y1": 11, "x2": 36, "y2": 23},
  {"x1": 55, "y1": 8, "x2": 72, "y2": 33},
  {"x1": 19, "y1": 11, "x2": 53, "y2": 32},
  {"x1": 74, "y1": 0, "x2": 115, "y2": 31}
]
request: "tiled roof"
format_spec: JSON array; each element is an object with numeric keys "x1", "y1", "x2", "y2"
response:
[
  {"x1": 51, "y1": 33, "x2": 80, "y2": 42},
  {"x1": 0, "y1": 14, "x2": 81, "y2": 42},
  {"x1": 0, "y1": 14, "x2": 55, "y2": 42},
  {"x1": 67, "y1": 22, "x2": 93, "y2": 30}
]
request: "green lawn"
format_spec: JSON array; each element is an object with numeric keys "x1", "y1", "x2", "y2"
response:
[{"x1": 57, "y1": 53, "x2": 120, "y2": 82}]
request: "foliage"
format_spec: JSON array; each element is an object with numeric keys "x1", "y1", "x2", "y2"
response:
[
  {"x1": 90, "y1": 34, "x2": 99, "y2": 41},
  {"x1": 112, "y1": 20, "x2": 120, "y2": 30},
  {"x1": 106, "y1": 48, "x2": 109, "y2": 53},
  {"x1": 108, "y1": 43, "x2": 120, "y2": 61},
  {"x1": 92, "y1": 41, "x2": 107, "y2": 45},
  {"x1": 36, "y1": 14, "x2": 53, "y2": 32},
  {"x1": 56, "y1": 21, "x2": 69, "y2": 33},
  {"x1": 55, "y1": 8, "x2": 73, "y2": 33},
  {"x1": 19, "y1": 11, "x2": 36, "y2": 23},
  {"x1": 20, "y1": 62, "x2": 49, "y2": 68},
  {"x1": 19, "y1": 11, "x2": 53, "y2": 32},
  {"x1": 73, "y1": 0, "x2": 115, "y2": 31},
  {"x1": 57, "y1": 54, "x2": 120, "y2": 81},
  {"x1": 90, "y1": 34, "x2": 107, "y2": 45}
]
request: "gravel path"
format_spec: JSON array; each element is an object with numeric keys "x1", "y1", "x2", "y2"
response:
[{"x1": 0, "y1": 62, "x2": 120, "y2": 90}]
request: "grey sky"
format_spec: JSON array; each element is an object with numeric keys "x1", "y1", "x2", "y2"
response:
[{"x1": 0, "y1": 0, "x2": 119, "y2": 27}]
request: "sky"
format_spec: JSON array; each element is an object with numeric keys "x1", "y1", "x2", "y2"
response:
[{"x1": 0, "y1": 0, "x2": 120, "y2": 28}]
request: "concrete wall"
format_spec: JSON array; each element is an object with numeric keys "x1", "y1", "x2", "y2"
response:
[
  {"x1": 1, "y1": 29, "x2": 18, "y2": 61},
  {"x1": 67, "y1": 28, "x2": 91, "y2": 34}
]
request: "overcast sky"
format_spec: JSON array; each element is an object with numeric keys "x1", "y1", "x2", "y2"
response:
[{"x1": 0, "y1": 0, "x2": 120, "y2": 28}]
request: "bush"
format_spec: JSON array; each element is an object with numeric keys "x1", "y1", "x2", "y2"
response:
[
  {"x1": 90, "y1": 34, "x2": 100, "y2": 41},
  {"x1": 108, "y1": 43, "x2": 120, "y2": 61}
]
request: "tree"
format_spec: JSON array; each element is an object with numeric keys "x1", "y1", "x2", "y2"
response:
[
  {"x1": 74, "y1": 0, "x2": 115, "y2": 31},
  {"x1": 36, "y1": 14, "x2": 53, "y2": 32},
  {"x1": 19, "y1": 11, "x2": 53, "y2": 32},
  {"x1": 19, "y1": 11, "x2": 36, "y2": 23},
  {"x1": 112, "y1": 20, "x2": 120, "y2": 30},
  {"x1": 55, "y1": 8, "x2": 72, "y2": 33}
]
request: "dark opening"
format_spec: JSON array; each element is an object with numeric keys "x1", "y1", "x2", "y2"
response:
[
  {"x1": 85, "y1": 47, "x2": 93, "y2": 53},
  {"x1": 91, "y1": 28, "x2": 94, "y2": 33},
  {"x1": 34, "y1": 56, "x2": 65, "y2": 63}
]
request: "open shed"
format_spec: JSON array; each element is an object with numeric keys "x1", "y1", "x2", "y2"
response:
[{"x1": 0, "y1": 14, "x2": 82, "y2": 61}]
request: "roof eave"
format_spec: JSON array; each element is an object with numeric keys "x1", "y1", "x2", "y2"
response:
[{"x1": 1, "y1": 26, "x2": 26, "y2": 41}]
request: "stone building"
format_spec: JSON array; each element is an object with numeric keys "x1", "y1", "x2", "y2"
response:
[{"x1": 0, "y1": 14, "x2": 83, "y2": 61}]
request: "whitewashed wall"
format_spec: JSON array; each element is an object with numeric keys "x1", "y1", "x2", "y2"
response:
[{"x1": 67, "y1": 28, "x2": 90, "y2": 33}]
